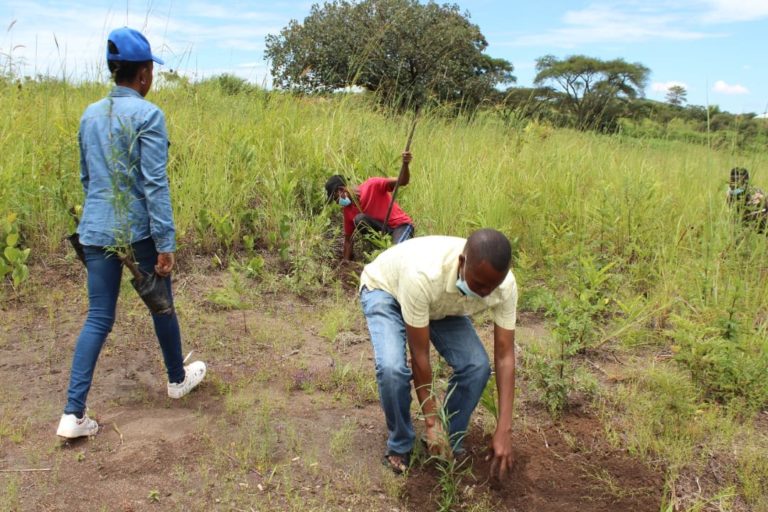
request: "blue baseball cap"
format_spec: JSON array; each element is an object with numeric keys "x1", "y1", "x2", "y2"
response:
[{"x1": 106, "y1": 27, "x2": 164, "y2": 65}]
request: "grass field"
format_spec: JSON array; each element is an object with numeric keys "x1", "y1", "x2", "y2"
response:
[{"x1": 1, "y1": 78, "x2": 768, "y2": 511}]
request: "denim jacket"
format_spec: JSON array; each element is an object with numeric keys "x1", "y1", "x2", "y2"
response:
[{"x1": 77, "y1": 86, "x2": 176, "y2": 253}]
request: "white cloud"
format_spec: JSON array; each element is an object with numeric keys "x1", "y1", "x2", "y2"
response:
[
  {"x1": 184, "y1": 64, "x2": 271, "y2": 86},
  {"x1": 0, "y1": 0, "x2": 285, "y2": 81},
  {"x1": 498, "y1": 2, "x2": 716, "y2": 48},
  {"x1": 495, "y1": 0, "x2": 768, "y2": 48},
  {"x1": 182, "y1": 1, "x2": 283, "y2": 21},
  {"x1": 713, "y1": 80, "x2": 749, "y2": 94},
  {"x1": 700, "y1": 0, "x2": 768, "y2": 23},
  {"x1": 651, "y1": 81, "x2": 688, "y2": 93}
]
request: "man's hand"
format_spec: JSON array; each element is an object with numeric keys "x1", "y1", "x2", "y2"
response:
[
  {"x1": 425, "y1": 420, "x2": 451, "y2": 459},
  {"x1": 155, "y1": 252, "x2": 175, "y2": 277},
  {"x1": 488, "y1": 426, "x2": 514, "y2": 479},
  {"x1": 390, "y1": 151, "x2": 412, "y2": 190}
]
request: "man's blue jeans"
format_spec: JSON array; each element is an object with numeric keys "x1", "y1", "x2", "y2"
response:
[
  {"x1": 360, "y1": 287, "x2": 491, "y2": 455},
  {"x1": 64, "y1": 237, "x2": 185, "y2": 417},
  {"x1": 352, "y1": 214, "x2": 414, "y2": 244}
]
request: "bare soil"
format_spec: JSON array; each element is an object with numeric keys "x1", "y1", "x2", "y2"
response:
[
  {"x1": 405, "y1": 411, "x2": 662, "y2": 512},
  {"x1": 0, "y1": 262, "x2": 663, "y2": 511}
]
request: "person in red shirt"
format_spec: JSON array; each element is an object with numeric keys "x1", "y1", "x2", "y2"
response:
[{"x1": 325, "y1": 152, "x2": 415, "y2": 260}]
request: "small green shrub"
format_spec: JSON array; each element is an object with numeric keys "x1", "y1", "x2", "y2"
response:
[
  {"x1": 233, "y1": 254, "x2": 265, "y2": 280},
  {"x1": 0, "y1": 212, "x2": 31, "y2": 289},
  {"x1": 521, "y1": 285, "x2": 596, "y2": 416},
  {"x1": 214, "y1": 73, "x2": 258, "y2": 95},
  {"x1": 195, "y1": 208, "x2": 236, "y2": 254},
  {"x1": 478, "y1": 374, "x2": 498, "y2": 422},
  {"x1": 522, "y1": 345, "x2": 572, "y2": 417},
  {"x1": 147, "y1": 489, "x2": 160, "y2": 503},
  {"x1": 672, "y1": 315, "x2": 768, "y2": 412},
  {"x1": 207, "y1": 268, "x2": 250, "y2": 310}
]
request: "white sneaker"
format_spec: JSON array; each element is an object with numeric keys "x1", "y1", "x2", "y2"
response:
[
  {"x1": 56, "y1": 413, "x2": 99, "y2": 439},
  {"x1": 167, "y1": 361, "x2": 207, "y2": 399}
]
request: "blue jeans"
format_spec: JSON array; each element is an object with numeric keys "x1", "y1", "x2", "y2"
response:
[
  {"x1": 352, "y1": 214, "x2": 414, "y2": 244},
  {"x1": 64, "y1": 237, "x2": 185, "y2": 416},
  {"x1": 360, "y1": 287, "x2": 491, "y2": 454}
]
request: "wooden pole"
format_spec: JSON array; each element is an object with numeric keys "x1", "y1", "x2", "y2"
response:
[{"x1": 383, "y1": 114, "x2": 418, "y2": 229}]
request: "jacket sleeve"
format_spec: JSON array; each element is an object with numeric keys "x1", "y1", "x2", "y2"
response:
[
  {"x1": 78, "y1": 128, "x2": 89, "y2": 195},
  {"x1": 139, "y1": 107, "x2": 176, "y2": 253}
]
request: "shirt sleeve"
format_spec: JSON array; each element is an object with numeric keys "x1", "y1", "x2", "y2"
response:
[
  {"x1": 397, "y1": 270, "x2": 432, "y2": 328},
  {"x1": 366, "y1": 177, "x2": 391, "y2": 193},
  {"x1": 139, "y1": 107, "x2": 176, "y2": 253},
  {"x1": 492, "y1": 279, "x2": 518, "y2": 330}
]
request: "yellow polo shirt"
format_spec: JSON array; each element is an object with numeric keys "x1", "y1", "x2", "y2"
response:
[{"x1": 360, "y1": 236, "x2": 518, "y2": 330}]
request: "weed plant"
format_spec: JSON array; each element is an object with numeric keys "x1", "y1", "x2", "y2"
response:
[
  {"x1": 0, "y1": 211, "x2": 30, "y2": 290},
  {"x1": 478, "y1": 374, "x2": 499, "y2": 422},
  {"x1": 415, "y1": 380, "x2": 473, "y2": 512}
]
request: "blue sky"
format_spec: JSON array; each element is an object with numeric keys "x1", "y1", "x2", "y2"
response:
[{"x1": 1, "y1": 0, "x2": 766, "y2": 115}]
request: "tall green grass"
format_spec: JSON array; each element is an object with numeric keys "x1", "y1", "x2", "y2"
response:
[
  {"x1": 4, "y1": 78, "x2": 768, "y2": 332},
  {"x1": 2, "y1": 77, "x2": 768, "y2": 506},
  {"x1": 4, "y1": 79, "x2": 768, "y2": 379}
]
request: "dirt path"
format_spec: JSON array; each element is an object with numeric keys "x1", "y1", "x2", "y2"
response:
[{"x1": 0, "y1": 264, "x2": 662, "y2": 511}]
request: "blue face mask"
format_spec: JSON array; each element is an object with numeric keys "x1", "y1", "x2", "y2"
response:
[
  {"x1": 338, "y1": 196, "x2": 352, "y2": 207},
  {"x1": 729, "y1": 187, "x2": 745, "y2": 196},
  {"x1": 456, "y1": 266, "x2": 481, "y2": 299}
]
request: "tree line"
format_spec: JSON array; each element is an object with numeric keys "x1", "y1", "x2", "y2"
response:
[{"x1": 265, "y1": 0, "x2": 766, "y2": 149}]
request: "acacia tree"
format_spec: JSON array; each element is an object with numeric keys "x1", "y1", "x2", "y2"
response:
[
  {"x1": 534, "y1": 55, "x2": 649, "y2": 130},
  {"x1": 265, "y1": 0, "x2": 514, "y2": 110},
  {"x1": 666, "y1": 84, "x2": 687, "y2": 106}
]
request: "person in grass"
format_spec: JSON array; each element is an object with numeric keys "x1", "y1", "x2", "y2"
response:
[
  {"x1": 727, "y1": 167, "x2": 767, "y2": 231},
  {"x1": 325, "y1": 151, "x2": 415, "y2": 260},
  {"x1": 56, "y1": 27, "x2": 206, "y2": 439},
  {"x1": 359, "y1": 228, "x2": 517, "y2": 478}
]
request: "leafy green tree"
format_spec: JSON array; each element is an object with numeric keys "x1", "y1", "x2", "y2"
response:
[
  {"x1": 489, "y1": 86, "x2": 562, "y2": 124},
  {"x1": 683, "y1": 104, "x2": 708, "y2": 123},
  {"x1": 665, "y1": 84, "x2": 687, "y2": 106},
  {"x1": 265, "y1": 0, "x2": 514, "y2": 110},
  {"x1": 533, "y1": 54, "x2": 649, "y2": 130}
]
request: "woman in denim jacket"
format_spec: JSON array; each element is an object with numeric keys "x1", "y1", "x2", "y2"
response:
[{"x1": 56, "y1": 27, "x2": 206, "y2": 439}]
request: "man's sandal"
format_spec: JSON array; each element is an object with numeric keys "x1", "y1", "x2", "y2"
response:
[{"x1": 383, "y1": 450, "x2": 411, "y2": 475}]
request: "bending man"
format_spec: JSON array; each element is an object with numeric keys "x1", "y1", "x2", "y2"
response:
[
  {"x1": 325, "y1": 152, "x2": 415, "y2": 260},
  {"x1": 359, "y1": 229, "x2": 517, "y2": 478}
]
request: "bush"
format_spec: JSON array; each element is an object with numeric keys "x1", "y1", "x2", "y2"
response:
[
  {"x1": 0, "y1": 212, "x2": 30, "y2": 289},
  {"x1": 672, "y1": 315, "x2": 768, "y2": 412},
  {"x1": 215, "y1": 73, "x2": 255, "y2": 95}
]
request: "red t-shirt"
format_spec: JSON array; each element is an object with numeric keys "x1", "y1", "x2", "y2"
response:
[{"x1": 343, "y1": 177, "x2": 413, "y2": 236}]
